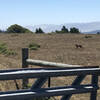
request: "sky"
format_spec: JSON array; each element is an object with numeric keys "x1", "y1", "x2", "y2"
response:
[{"x1": 0, "y1": 0, "x2": 100, "y2": 29}]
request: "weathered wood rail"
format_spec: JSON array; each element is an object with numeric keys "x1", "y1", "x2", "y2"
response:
[
  {"x1": 0, "y1": 48, "x2": 100, "y2": 100},
  {"x1": 22, "y1": 48, "x2": 83, "y2": 68}
]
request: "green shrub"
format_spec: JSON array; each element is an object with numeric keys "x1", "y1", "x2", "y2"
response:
[
  {"x1": 0, "y1": 43, "x2": 17, "y2": 56},
  {"x1": 0, "y1": 43, "x2": 7, "y2": 54},
  {"x1": 6, "y1": 50, "x2": 17, "y2": 56},
  {"x1": 70, "y1": 27, "x2": 80, "y2": 33},
  {"x1": 6, "y1": 24, "x2": 33, "y2": 33},
  {"x1": 28, "y1": 43, "x2": 40, "y2": 50}
]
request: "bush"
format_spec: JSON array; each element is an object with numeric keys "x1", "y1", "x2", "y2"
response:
[
  {"x1": 7, "y1": 24, "x2": 33, "y2": 33},
  {"x1": 28, "y1": 43, "x2": 40, "y2": 50},
  {"x1": 55, "y1": 26, "x2": 80, "y2": 34},
  {"x1": 55, "y1": 26, "x2": 69, "y2": 34},
  {"x1": 70, "y1": 27, "x2": 80, "y2": 33},
  {"x1": 0, "y1": 43, "x2": 7, "y2": 54},
  {"x1": 0, "y1": 43, "x2": 17, "y2": 56},
  {"x1": 85, "y1": 35, "x2": 92, "y2": 38},
  {"x1": 61, "y1": 26, "x2": 69, "y2": 33},
  {"x1": 35, "y1": 28, "x2": 44, "y2": 34}
]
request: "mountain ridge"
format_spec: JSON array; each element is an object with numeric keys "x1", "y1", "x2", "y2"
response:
[{"x1": 25, "y1": 22, "x2": 100, "y2": 33}]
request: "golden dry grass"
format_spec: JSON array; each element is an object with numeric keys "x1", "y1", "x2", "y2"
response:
[{"x1": 0, "y1": 33, "x2": 100, "y2": 100}]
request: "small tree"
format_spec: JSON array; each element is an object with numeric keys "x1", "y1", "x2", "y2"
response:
[
  {"x1": 55, "y1": 26, "x2": 69, "y2": 34},
  {"x1": 38, "y1": 28, "x2": 44, "y2": 33},
  {"x1": 97, "y1": 32, "x2": 100, "y2": 34},
  {"x1": 35, "y1": 28, "x2": 39, "y2": 33},
  {"x1": 0, "y1": 30, "x2": 2, "y2": 33},
  {"x1": 61, "y1": 26, "x2": 69, "y2": 33},
  {"x1": 35, "y1": 28, "x2": 44, "y2": 34},
  {"x1": 70, "y1": 27, "x2": 80, "y2": 33}
]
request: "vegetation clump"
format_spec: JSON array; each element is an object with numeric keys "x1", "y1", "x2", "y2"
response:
[
  {"x1": 35, "y1": 28, "x2": 44, "y2": 34},
  {"x1": 0, "y1": 43, "x2": 17, "y2": 56},
  {"x1": 70, "y1": 27, "x2": 80, "y2": 33},
  {"x1": 1, "y1": 25, "x2": 80, "y2": 34},
  {"x1": 97, "y1": 32, "x2": 100, "y2": 34},
  {"x1": 28, "y1": 43, "x2": 40, "y2": 50},
  {"x1": 6, "y1": 24, "x2": 33, "y2": 33},
  {"x1": 85, "y1": 35, "x2": 92, "y2": 38},
  {"x1": 61, "y1": 26, "x2": 69, "y2": 33},
  {"x1": 0, "y1": 29, "x2": 2, "y2": 33},
  {"x1": 55, "y1": 26, "x2": 80, "y2": 34}
]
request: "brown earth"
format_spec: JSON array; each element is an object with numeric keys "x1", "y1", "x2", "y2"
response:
[{"x1": 0, "y1": 33, "x2": 100, "y2": 100}]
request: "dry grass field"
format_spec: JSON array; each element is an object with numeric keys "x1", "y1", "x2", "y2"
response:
[{"x1": 0, "y1": 33, "x2": 100, "y2": 100}]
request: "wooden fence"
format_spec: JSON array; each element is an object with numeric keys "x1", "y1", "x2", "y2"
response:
[{"x1": 0, "y1": 48, "x2": 100, "y2": 100}]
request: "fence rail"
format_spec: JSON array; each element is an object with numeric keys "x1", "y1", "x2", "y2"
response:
[
  {"x1": 0, "y1": 48, "x2": 99, "y2": 100},
  {"x1": 0, "y1": 67, "x2": 100, "y2": 80},
  {"x1": 0, "y1": 67, "x2": 99, "y2": 100},
  {"x1": 0, "y1": 84, "x2": 98, "y2": 100},
  {"x1": 26, "y1": 59, "x2": 83, "y2": 67}
]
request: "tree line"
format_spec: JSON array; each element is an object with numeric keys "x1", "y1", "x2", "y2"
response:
[
  {"x1": 0, "y1": 24, "x2": 80, "y2": 34},
  {"x1": 55, "y1": 26, "x2": 80, "y2": 34}
]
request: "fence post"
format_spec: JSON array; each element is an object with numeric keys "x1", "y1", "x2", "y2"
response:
[
  {"x1": 22, "y1": 48, "x2": 29, "y2": 89},
  {"x1": 48, "y1": 77, "x2": 51, "y2": 88},
  {"x1": 90, "y1": 74, "x2": 98, "y2": 100}
]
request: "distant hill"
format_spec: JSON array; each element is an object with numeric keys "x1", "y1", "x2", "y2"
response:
[
  {"x1": 25, "y1": 22, "x2": 100, "y2": 33},
  {"x1": 84, "y1": 30, "x2": 100, "y2": 34}
]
